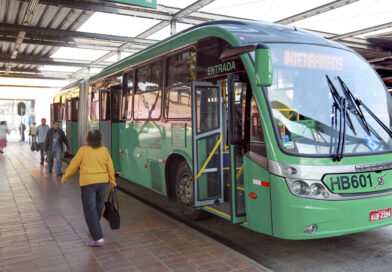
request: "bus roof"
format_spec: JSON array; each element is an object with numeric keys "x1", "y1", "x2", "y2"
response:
[{"x1": 63, "y1": 20, "x2": 349, "y2": 90}]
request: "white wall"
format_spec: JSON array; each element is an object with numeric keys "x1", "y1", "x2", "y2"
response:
[{"x1": 0, "y1": 87, "x2": 59, "y2": 123}]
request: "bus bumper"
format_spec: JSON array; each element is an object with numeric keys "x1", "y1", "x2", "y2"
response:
[{"x1": 270, "y1": 175, "x2": 392, "y2": 240}]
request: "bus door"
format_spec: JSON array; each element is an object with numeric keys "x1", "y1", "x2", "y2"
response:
[
  {"x1": 99, "y1": 89, "x2": 111, "y2": 154},
  {"x1": 110, "y1": 86, "x2": 121, "y2": 171},
  {"x1": 65, "y1": 99, "x2": 72, "y2": 152},
  {"x1": 192, "y1": 81, "x2": 224, "y2": 207},
  {"x1": 227, "y1": 74, "x2": 247, "y2": 223},
  {"x1": 70, "y1": 97, "x2": 79, "y2": 154}
]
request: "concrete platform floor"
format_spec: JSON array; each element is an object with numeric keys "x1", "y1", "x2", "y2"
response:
[{"x1": 0, "y1": 142, "x2": 267, "y2": 272}]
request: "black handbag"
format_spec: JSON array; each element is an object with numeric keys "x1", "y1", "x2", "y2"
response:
[
  {"x1": 103, "y1": 189, "x2": 120, "y2": 230},
  {"x1": 31, "y1": 142, "x2": 39, "y2": 152}
]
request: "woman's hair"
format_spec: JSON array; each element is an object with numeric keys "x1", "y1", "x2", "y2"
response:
[{"x1": 86, "y1": 130, "x2": 102, "y2": 148}]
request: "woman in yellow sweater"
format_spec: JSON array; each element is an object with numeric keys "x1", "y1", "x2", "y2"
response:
[{"x1": 62, "y1": 130, "x2": 116, "y2": 247}]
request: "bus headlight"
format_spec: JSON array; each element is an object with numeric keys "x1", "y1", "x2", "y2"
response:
[
  {"x1": 293, "y1": 180, "x2": 310, "y2": 195},
  {"x1": 286, "y1": 179, "x2": 330, "y2": 199},
  {"x1": 310, "y1": 183, "x2": 322, "y2": 195}
]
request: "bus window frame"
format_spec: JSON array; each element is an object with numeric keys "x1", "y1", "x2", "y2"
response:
[
  {"x1": 110, "y1": 86, "x2": 121, "y2": 122},
  {"x1": 90, "y1": 88, "x2": 100, "y2": 122},
  {"x1": 60, "y1": 96, "x2": 66, "y2": 122},
  {"x1": 121, "y1": 71, "x2": 134, "y2": 121},
  {"x1": 66, "y1": 99, "x2": 72, "y2": 122},
  {"x1": 100, "y1": 90, "x2": 111, "y2": 121},
  {"x1": 72, "y1": 98, "x2": 79, "y2": 122},
  {"x1": 134, "y1": 60, "x2": 163, "y2": 121},
  {"x1": 164, "y1": 48, "x2": 196, "y2": 120}
]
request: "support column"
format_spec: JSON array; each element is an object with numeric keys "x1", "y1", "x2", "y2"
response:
[
  {"x1": 170, "y1": 20, "x2": 177, "y2": 36},
  {"x1": 78, "y1": 76, "x2": 90, "y2": 147}
]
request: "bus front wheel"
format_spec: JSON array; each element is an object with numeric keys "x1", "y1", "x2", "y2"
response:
[{"x1": 175, "y1": 161, "x2": 205, "y2": 221}]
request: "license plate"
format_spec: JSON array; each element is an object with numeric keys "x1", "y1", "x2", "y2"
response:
[{"x1": 369, "y1": 208, "x2": 391, "y2": 222}]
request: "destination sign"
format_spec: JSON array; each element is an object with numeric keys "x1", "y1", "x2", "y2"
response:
[
  {"x1": 208, "y1": 60, "x2": 237, "y2": 76},
  {"x1": 284, "y1": 50, "x2": 343, "y2": 71},
  {"x1": 200, "y1": 59, "x2": 244, "y2": 79}
]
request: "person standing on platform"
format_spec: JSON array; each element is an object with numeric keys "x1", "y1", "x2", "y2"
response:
[
  {"x1": 62, "y1": 130, "x2": 116, "y2": 247},
  {"x1": 0, "y1": 121, "x2": 10, "y2": 153},
  {"x1": 19, "y1": 122, "x2": 26, "y2": 142},
  {"x1": 29, "y1": 122, "x2": 36, "y2": 144},
  {"x1": 35, "y1": 118, "x2": 50, "y2": 165},
  {"x1": 44, "y1": 121, "x2": 69, "y2": 176}
]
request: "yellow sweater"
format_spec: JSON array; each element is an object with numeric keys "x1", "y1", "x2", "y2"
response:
[{"x1": 62, "y1": 145, "x2": 116, "y2": 187}]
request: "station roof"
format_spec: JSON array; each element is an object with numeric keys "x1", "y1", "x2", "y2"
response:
[{"x1": 1, "y1": 0, "x2": 392, "y2": 88}]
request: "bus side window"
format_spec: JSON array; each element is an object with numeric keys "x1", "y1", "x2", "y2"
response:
[
  {"x1": 232, "y1": 82, "x2": 247, "y2": 144},
  {"x1": 134, "y1": 61, "x2": 162, "y2": 120},
  {"x1": 121, "y1": 72, "x2": 133, "y2": 120},
  {"x1": 111, "y1": 90, "x2": 120, "y2": 122},
  {"x1": 72, "y1": 99, "x2": 79, "y2": 122},
  {"x1": 67, "y1": 100, "x2": 72, "y2": 121},
  {"x1": 249, "y1": 94, "x2": 266, "y2": 157},
  {"x1": 165, "y1": 50, "x2": 195, "y2": 119},
  {"x1": 101, "y1": 91, "x2": 110, "y2": 121},
  {"x1": 90, "y1": 90, "x2": 99, "y2": 122}
]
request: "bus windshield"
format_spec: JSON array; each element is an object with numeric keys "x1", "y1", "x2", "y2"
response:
[{"x1": 260, "y1": 43, "x2": 392, "y2": 157}]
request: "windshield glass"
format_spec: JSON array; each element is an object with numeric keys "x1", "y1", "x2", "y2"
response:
[{"x1": 260, "y1": 43, "x2": 392, "y2": 156}]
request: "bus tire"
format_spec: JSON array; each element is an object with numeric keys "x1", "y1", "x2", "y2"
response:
[{"x1": 175, "y1": 160, "x2": 206, "y2": 221}]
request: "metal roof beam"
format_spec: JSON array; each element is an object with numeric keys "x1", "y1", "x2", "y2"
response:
[
  {"x1": 368, "y1": 56, "x2": 392, "y2": 63},
  {"x1": 0, "y1": 67, "x2": 38, "y2": 73},
  {"x1": 0, "y1": 58, "x2": 107, "y2": 68},
  {"x1": 372, "y1": 64, "x2": 392, "y2": 71},
  {"x1": 331, "y1": 22, "x2": 392, "y2": 40},
  {"x1": 37, "y1": 0, "x2": 239, "y2": 24},
  {"x1": 5, "y1": 0, "x2": 40, "y2": 74},
  {"x1": 70, "y1": 0, "x2": 216, "y2": 79},
  {"x1": 0, "y1": 73, "x2": 68, "y2": 80},
  {"x1": 0, "y1": 53, "x2": 114, "y2": 66},
  {"x1": 0, "y1": 37, "x2": 143, "y2": 52},
  {"x1": 0, "y1": 23, "x2": 158, "y2": 45},
  {"x1": 135, "y1": 0, "x2": 216, "y2": 39},
  {"x1": 0, "y1": 84, "x2": 59, "y2": 89},
  {"x1": 38, "y1": 0, "x2": 174, "y2": 21},
  {"x1": 276, "y1": 0, "x2": 359, "y2": 25}
]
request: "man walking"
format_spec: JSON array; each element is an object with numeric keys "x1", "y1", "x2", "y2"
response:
[
  {"x1": 44, "y1": 121, "x2": 69, "y2": 176},
  {"x1": 35, "y1": 118, "x2": 50, "y2": 165}
]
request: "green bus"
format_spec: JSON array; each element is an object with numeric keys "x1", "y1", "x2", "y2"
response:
[{"x1": 52, "y1": 20, "x2": 392, "y2": 239}]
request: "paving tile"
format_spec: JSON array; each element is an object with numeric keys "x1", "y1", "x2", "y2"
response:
[{"x1": 0, "y1": 143, "x2": 267, "y2": 272}]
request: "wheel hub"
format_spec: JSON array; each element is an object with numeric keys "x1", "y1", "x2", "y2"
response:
[{"x1": 178, "y1": 174, "x2": 193, "y2": 205}]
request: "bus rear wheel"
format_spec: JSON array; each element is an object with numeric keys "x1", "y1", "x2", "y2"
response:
[{"x1": 175, "y1": 161, "x2": 205, "y2": 221}]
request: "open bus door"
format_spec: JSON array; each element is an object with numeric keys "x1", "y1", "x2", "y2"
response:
[
  {"x1": 70, "y1": 97, "x2": 79, "y2": 154},
  {"x1": 191, "y1": 81, "x2": 224, "y2": 207},
  {"x1": 65, "y1": 99, "x2": 72, "y2": 152},
  {"x1": 99, "y1": 89, "x2": 111, "y2": 154},
  {"x1": 227, "y1": 74, "x2": 247, "y2": 224},
  {"x1": 110, "y1": 86, "x2": 121, "y2": 171}
]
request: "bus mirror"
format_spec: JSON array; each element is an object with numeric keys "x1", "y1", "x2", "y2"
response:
[{"x1": 255, "y1": 47, "x2": 273, "y2": 87}]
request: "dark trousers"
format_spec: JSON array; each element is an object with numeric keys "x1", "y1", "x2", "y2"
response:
[
  {"x1": 39, "y1": 143, "x2": 45, "y2": 162},
  {"x1": 47, "y1": 147, "x2": 62, "y2": 174},
  {"x1": 81, "y1": 183, "x2": 108, "y2": 241}
]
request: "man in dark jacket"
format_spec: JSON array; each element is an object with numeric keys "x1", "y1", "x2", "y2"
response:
[{"x1": 44, "y1": 121, "x2": 70, "y2": 176}]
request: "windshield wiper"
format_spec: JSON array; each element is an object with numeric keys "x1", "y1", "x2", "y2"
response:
[
  {"x1": 326, "y1": 75, "x2": 356, "y2": 135},
  {"x1": 326, "y1": 75, "x2": 348, "y2": 161},
  {"x1": 337, "y1": 76, "x2": 371, "y2": 135},
  {"x1": 338, "y1": 76, "x2": 392, "y2": 139}
]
